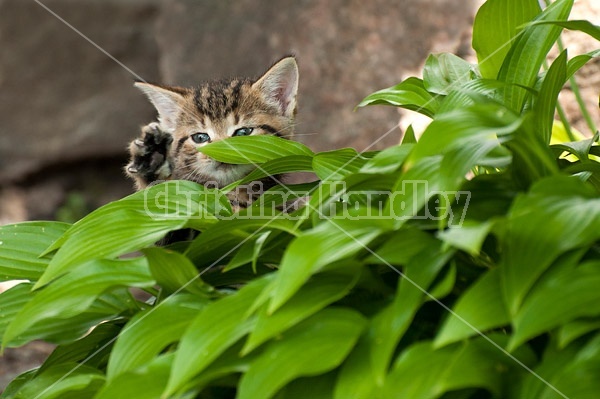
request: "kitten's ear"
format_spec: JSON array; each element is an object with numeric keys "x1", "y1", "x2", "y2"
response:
[
  {"x1": 134, "y1": 82, "x2": 186, "y2": 132},
  {"x1": 253, "y1": 57, "x2": 299, "y2": 118}
]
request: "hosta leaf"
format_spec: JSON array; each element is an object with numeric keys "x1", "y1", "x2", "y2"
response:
[
  {"x1": 96, "y1": 354, "x2": 173, "y2": 399},
  {"x1": 558, "y1": 319, "x2": 600, "y2": 349},
  {"x1": 268, "y1": 220, "x2": 383, "y2": 313},
  {"x1": 423, "y1": 52, "x2": 474, "y2": 95},
  {"x1": 357, "y1": 77, "x2": 441, "y2": 118},
  {"x1": 224, "y1": 231, "x2": 271, "y2": 272},
  {"x1": 370, "y1": 240, "x2": 453, "y2": 382},
  {"x1": 242, "y1": 271, "x2": 359, "y2": 355},
  {"x1": 312, "y1": 148, "x2": 369, "y2": 181},
  {"x1": 107, "y1": 293, "x2": 207, "y2": 380},
  {"x1": 165, "y1": 275, "x2": 271, "y2": 396},
  {"x1": 40, "y1": 322, "x2": 121, "y2": 373},
  {"x1": 435, "y1": 268, "x2": 509, "y2": 348},
  {"x1": 4, "y1": 258, "x2": 152, "y2": 347},
  {"x1": 497, "y1": 0, "x2": 573, "y2": 111},
  {"x1": 408, "y1": 104, "x2": 520, "y2": 182},
  {"x1": 519, "y1": 336, "x2": 600, "y2": 399},
  {"x1": 533, "y1": 51, "x2": 567, "y2": 144},
  {"x1": 7, "y1": 363, "x2": 104, "y2": 399},
  {"x1": 551, "y1": 132, "x2": 598, "y2": 162},
  {"x1": 36, "y1": 181, "x2": 213, "y2": 288},
  {"x1": 359, "y1": 144, "x2": 413, "y2": 175},
  {"x1": 510, "y1": 261, "x2": 600, "y2": 350},
  {"x1": 501, "y1": 176, "x2": 600, "y2": 316},
  {"x1": 275, "y1": 373, "x2": 336, "y2": 399},
  {"x1": 198, "y1": 135, "x2": 314, "y2": 164},
  {"x1": 143, "y1": 247, "x2": 214, "y2": 297},
  {"x1": 3, "y1": 289, "x2": 133, "y2": 348},
  {"x1": 531, "y1": 20, "x2": 600, "y2": 41},
  {"x1": 0, "y1": 221, "x2": 70, "y2": 281},
  {"x1": 437, "y1": 220, "x2": 494, "y2": 256},
  {"x1": 237, "y1": 308, "x2": 366, "y2": 399},
  {"x1": 566, "y1": 50, "x2": 600, "y2": 80},
  {"x1": 224, "y1": 155, "x2": 314, "y2": 190},
  {"x1": 384, "y1": 336, "x2": 534, "y2": 399},
  {"x1": 184, "y1": 216, "x2": 297, "y2": 269},
  {"x1": 472, "y1": 0, "x2": 541, "y2": 79},
  {"x1": 0, "y1": 283, "x2": 34, "y2": 346}
]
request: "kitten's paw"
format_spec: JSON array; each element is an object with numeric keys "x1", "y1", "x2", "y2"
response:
[{"x1": 126, "y1": 122, "x2": 174, "y2": 186}]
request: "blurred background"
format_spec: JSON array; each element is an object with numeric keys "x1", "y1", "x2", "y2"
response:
[{"x1": 0, "y1": 0, "x2": 598, "y2": 389}]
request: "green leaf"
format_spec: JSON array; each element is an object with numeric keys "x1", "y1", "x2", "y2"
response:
[
  {"x1": 551, "y1": 133, "x2": 598, "y2": 162},
  {"x1": 242, "y1": 271, "x2": 359, "y2": 355},
  {"x1": 143, "y1": 247, "x2": 214, "y2": 297},
  {"x1": 519, "y1": 336, "x2": 600, "y2": 399},
  {"x1": 510, "y1": 260, "x2": 600, "y2": 350},
  {"x1": 107, "y1": 293, "x2": 207, "y2": 380},
  {"x1": 435, "y1": 268, "x2": 509, "y2": 348},
  {"x1": 7, "y1": 363, "x2": 104, "y2": 399},
  {"x1": 531, "y1": 19, "x2": 600, "y2": 41},
  {"x1": 359, "y1": 144, "x2": 413, "y2": 175},
  {"x1": 473, "y1": 0, "x2": 541, "y2": 79},
  {"x1": 497, "y1": 0, "x2": 574, "y2": 111},
  {"x1": 198, "y1": 135, "x2": 314, "y2": 164},
  {"x1": 4, "y1": 258, "x2": 152, "y2": 347},
  {"x1": 566, "y1": 49, "x2": 600, "y2": 80},
  {"x1": 405, "y1": 103, "x2": 520, "y2": 197},
  {"x1": 36, "y1": 181, "x2": 214, "y2": 288},
  {"x1": 357, "y1": 77, "x2": 441, "y2": 118},
  {"x1": 423, "y1": 53, "x2": 474, "y2": 95},
  {"x1": 384, "y1": 336, "x2": 533, "y2": 398},
  {"x1": 534, "y1": 51, "x2": 567, "y2": 144},
  {"x1": 3, "y1": 289, "x2": 135, "y2": 348},
  {"x1": 237, "y1": 308, "x2": 366, "y2": 399},
  {"x1": 0, "y1": 221, "x2": 70, "y2": 281},
  {"x1": 184, "y1": 216, "x2": 298, "y2": 269},
  {"x1": 501, "y1": 176, "x2": 600, "y2": 316},
  {"x1": 370, "y1": 240, "x2": 453, "y2": 383},
  {"x1": 224, "y1": 155, "x2": 314, "y2": 190},
  {"x1": 96, "y1": 354, "x2": 173, "y2": 399},
  {"x1": 558, "y1": 319, "x2": 600, "y2": 349},
  {"x1": 225, "y1": 231, "x2": 271, "y2": 272},
  {"x1": 275, "y1": 373, "x2": 336, "y2": 399},
  {"x1": 312, "y1": 148, "x2": 369, "y2": 181},
  {"x1": 268, "y1": 220, "x2": 384, "y2": 313},
  {"x1": 437, "y1": 220, "x2": 494, "y2": 256},
  {"x1": 0, "y1": 283, "x2": 34, "y2": 346},
  {"x1": 40, "y1": 322, "x2": 121, "y2": 373},
  {"x1": 165, "y1": 275, "x2": 271, "y2": 396}
]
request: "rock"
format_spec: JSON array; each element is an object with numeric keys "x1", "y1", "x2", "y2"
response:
[
  {"x1": 0, "y1": 0, "x2": 161, "y2": 182},
  {"x1": 156, "y1": 0, "x2": 480, "y2": 152}
]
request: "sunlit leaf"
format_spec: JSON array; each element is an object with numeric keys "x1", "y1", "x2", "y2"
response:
[
  {"x1": 198, "y1": 135, "x2": 314, "y2": 164},
  {"x1": 238, "y1": 308, "x2": 366, "y2": 399}
]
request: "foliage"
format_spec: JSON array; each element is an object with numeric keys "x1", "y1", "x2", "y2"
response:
[{"x1": 2, "y1": 0, "x2": 600, "y2": 398}]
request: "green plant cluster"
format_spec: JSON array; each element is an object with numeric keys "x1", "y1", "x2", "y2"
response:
[{"x1": 2, "y1": 0, "x2": 600, "y2": 398}]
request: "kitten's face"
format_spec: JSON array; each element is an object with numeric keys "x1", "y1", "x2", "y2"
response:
[{"x1": 135, "y1": 57, "x2": 298, "y2": 187}]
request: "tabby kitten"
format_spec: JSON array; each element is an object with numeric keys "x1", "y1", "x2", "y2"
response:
[{"x1": 126, "y1": 57, "x2": 298, "y2": 208}]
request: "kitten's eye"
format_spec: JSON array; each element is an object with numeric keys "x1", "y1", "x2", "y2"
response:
[
  {"x1": 232, "y1": 127, "x2": 254, "y2": 137},
  {"x1": 191, "y1": 133, "x2": 211, "y2": 144}
]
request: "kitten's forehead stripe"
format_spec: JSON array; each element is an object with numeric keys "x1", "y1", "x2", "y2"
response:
[{"x1": 193, "y1": 78, "x2": 249, "y2": 121}]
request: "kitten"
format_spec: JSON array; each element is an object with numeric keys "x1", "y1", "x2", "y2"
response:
[{"x1": 125, "y1": 56, "x2": 298, "y2": 209}]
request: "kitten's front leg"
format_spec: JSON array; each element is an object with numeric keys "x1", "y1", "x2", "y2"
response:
[{"x1": 126, "y1": 122, "x2": 173, "y2": 189}]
